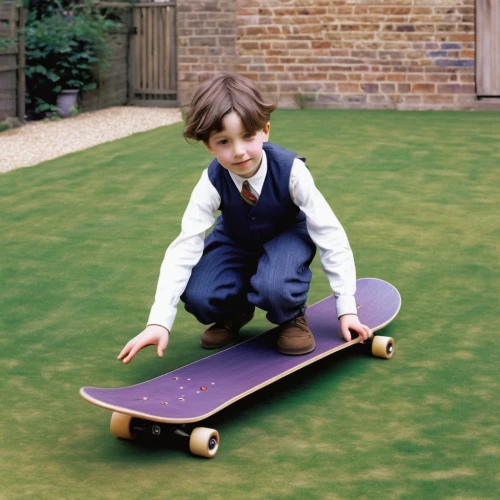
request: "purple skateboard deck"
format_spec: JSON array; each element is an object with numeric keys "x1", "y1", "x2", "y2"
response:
[{"x1": 80, "y1": 278, "x2": 401, "y2": 424}]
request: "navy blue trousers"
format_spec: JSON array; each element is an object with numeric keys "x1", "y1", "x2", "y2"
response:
[{"x1": 181, "y1": 226, "x2": 316, "y2": 325}]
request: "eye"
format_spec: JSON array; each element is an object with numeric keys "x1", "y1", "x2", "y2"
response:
[
  {"x1": 243, "y1": 132, "x2": 255, "y2": 139},
  {"x1": 217, "y1": 139, "x2": 228, "y2": 145}
]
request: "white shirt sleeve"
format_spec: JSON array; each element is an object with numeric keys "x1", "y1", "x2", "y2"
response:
[
  {"x1": 289, "y1": 158, "x2": 358, "y2": 318},
  {"x1": 147, "y1": 169, "x2": 220, "y2": 331}
]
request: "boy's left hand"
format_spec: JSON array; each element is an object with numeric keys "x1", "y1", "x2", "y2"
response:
[{"x1": 339, "y1": 314, "x2": 371, "y2": 342}]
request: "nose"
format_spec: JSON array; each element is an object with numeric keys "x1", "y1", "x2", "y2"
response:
[{"x1": 233, "y1": 141, "x2": 245, "y2": 158}]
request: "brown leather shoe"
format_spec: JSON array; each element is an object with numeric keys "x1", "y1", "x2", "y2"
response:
[
  {"x1": 201, "y1": 307, "x2": 255, "y2": 349},
  {"x1": 277, "y1": 314, "x2": 315, "y2": 355}
]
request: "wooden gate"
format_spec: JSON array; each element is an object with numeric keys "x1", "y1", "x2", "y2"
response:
[
  {"x1": 129, "y1": 1, "x2": 177, "y2": 106},
  {"x1": 476, "y1": 0, "x2": 500, "y2": 97}
]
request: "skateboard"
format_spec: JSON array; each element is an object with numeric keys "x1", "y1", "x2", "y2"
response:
[{"x1": 80, "y1": 277, "x2": 401, "y2": 458}]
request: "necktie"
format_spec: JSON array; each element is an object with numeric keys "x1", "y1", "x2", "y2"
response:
[{"x1": 241, "y1": 180, "x2": 257, "y2": 206}]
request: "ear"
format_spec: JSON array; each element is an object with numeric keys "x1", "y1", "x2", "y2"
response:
[
  {"x1": 263, "y1": 122, "x2": 271, "y2": 140},
  {"x1": 203, "y1": 141, "x2": 215, "y2": 155}
]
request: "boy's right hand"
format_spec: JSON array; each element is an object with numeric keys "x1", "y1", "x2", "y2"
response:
[{"x1": 117, "y1": 324, "x2": 170, "y2": 364}]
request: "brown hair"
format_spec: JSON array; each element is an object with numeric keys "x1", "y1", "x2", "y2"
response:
[{"x1": 183, "y1": 73, "x2": 277, "y2": 143}]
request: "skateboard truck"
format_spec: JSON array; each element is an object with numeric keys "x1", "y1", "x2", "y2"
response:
[{"x1": 110, "y1": 412, "x2": 220, "y2": 458}]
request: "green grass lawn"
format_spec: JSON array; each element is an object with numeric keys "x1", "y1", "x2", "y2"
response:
[{"x1": 1, "y1": 109, "x2": 499, "y2": 499}]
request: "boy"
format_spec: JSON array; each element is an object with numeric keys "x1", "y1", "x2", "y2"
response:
[{"x1": 118, "y1": 73, "x2": 370, "y2": 364}]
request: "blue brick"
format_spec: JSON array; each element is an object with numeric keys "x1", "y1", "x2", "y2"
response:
[
  {"x1": 441, "y1": 43, "x2": 461, "y2": 50},
  {"x1": 427, "y1": 51, "x2": 447, "y2": 57},
  {"x1": 436, "y1": 59, "x2": 475, "y2": 67},
  {"x1": 458, "y1": 59, "x2": 475, "y2": 67}
]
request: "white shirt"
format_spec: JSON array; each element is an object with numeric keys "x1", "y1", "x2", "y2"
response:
[{"x1": 148, "y1": 150, "x2": 358, "y2": 331}]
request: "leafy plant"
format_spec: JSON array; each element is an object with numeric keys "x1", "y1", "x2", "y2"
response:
[
  {"x1": 24, "y1": 0, "x2": 121, "y2": 119},
  {"x1": 0, "y1": 37, "x2": 16, "y2": 51},
  {"x1": 295, "y1": 92, "x2": 317, "y2": 110}
]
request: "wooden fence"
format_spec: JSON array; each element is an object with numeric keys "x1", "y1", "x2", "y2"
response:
[{"x1": 0, "y1": 3, "x2": 26, "y2": 120}]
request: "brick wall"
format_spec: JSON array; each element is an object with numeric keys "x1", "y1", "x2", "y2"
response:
[
  {"x1": 237, "y1": 0, "x2": 477, "y2": 110},
  {"x1": 177, "y1": 0, "x2": 493, "y2": 110},
  {"x1": 177, "y1": 0, "x2": 237, "y2": 108}
]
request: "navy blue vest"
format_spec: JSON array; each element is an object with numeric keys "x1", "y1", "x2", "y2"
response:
[{"x1": 207, "y1": 142, "x2": 307, "y2": 246}]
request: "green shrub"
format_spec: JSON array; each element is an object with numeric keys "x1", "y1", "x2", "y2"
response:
[{"x1": 25, "y1": 0, "x2": 121, "y2": 119}]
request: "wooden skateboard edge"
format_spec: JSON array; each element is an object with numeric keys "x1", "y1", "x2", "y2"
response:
[
  {"x1": 80, "y1": 277, "x2": 401, "y2": 425},
  {"x1": 79, "y1": 336, "x2": 362, "y2": 424},
  {"x1": 360, "y1": 277, "x2": 402, "y2": 331}
]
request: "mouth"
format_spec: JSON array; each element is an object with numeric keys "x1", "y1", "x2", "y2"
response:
[{"x1": 232, "y1": 159, "x2": 251, "y2": 166}]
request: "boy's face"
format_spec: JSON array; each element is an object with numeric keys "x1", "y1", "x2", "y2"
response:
[{"x1": 204, "y1": 111, "x2": 270, "y2": 179}]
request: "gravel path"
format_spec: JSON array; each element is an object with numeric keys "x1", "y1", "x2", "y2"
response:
[{"x1": 0, "y1": 106, "x2": 182, "y2": 174}]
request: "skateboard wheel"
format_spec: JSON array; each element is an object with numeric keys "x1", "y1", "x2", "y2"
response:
[
  {"x1": 371, "y1": 336, "x2": 394, "y2": 359},
  {"x1": 189, "y1": 427, "x2": 219, "y2": 458},
  {"x1": 110, "y1": 412, "x2": 136, "y2": 440}
]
